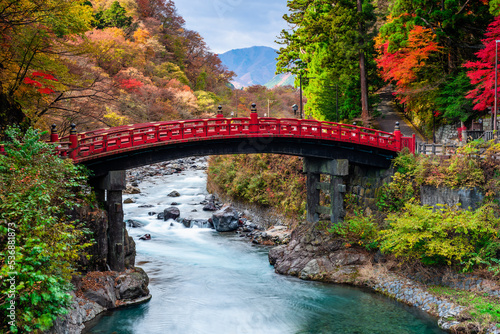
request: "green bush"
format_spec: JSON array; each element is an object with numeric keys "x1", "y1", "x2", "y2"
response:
[
  {"x1": 379, "y1": 203, "x2": 500, "y2": 270},
  {"x1": 377, "y1": 171, "x2": 418, "y2": 212},
  {"x1": 207, "y1": 154, "x2": 306, "y2": 217},
  {"x1": 0, "y1": 127, "x2": 93, "y2": 333},
  {"x1": 329, "y1": 214, "x2": 379, "y2": 250}
]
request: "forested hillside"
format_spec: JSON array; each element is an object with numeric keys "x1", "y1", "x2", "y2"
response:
[
  {"x1": 0, "y1": 0, "x2": 236, "y2": 136},
  {"x1": 277, "y1": 0, "x2": 500, "y2": 135}
]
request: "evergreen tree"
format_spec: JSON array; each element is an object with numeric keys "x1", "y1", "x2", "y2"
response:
[
  {"x1": 94, "y1": 1, "x2": 133, "y2": 29},
  {"x1": 276, "y1": 0, "x2": 379, "y2": 123}
]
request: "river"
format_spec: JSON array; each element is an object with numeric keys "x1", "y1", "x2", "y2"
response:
[{"x1": 86, "y1": 160, "x2": 445, "y2": 334}]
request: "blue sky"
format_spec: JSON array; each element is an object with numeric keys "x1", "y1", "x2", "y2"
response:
[{"x1": 174, "y1": 0, "x2": 290, "y2": 54}]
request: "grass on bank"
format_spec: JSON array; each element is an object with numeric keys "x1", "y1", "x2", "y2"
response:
[{"x1": 428, "y1": 285, "x2": 500, "y2": 329}]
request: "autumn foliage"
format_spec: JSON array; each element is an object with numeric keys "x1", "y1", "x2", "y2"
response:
[
  {"x1": 376, "y1": 25, "x2": 440, "y2": 99},
  {"x1": 464, "y1": 16, "x2": 500, "y2": 111},
  {"x1": 23, "y1": 72, "x2": 59, "y2": 95},
  {"x1": 0, "y1": 0, "x2": 235, "y2": 133}
]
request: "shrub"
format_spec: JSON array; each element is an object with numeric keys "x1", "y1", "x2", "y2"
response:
[
  {"x1": 0, "y1": 127, "x2": 93, "y2": 333},
  {"x1": 329, "y1": 214, "x2": 379, "y2": 250},
  {"x1": 207, "y1": 154, "x2": 306, "y2": 217},
  {"x1": 377, "y1": 171, "x2": 418, "y2": 212},
  {"x1": 379, "y1": 203, "x2": 500, "y2": 270}
]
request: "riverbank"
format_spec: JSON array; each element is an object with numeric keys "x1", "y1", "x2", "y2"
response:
[{"x1": 265, "y1": 222, "x2": 500, "y2": 334}]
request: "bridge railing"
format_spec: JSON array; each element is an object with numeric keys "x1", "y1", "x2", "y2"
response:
[{"x1": 54, "y1": 116, "x2": 415, "y2": 162}]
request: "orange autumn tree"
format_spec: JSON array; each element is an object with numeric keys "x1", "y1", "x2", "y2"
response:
[{"x1": 376, "y1": 23, "x2": 441, "y2": 105}]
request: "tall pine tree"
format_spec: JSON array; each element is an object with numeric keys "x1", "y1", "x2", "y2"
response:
[{"x1": 276, "y1": 0, "x2": 379, "y2": 124}]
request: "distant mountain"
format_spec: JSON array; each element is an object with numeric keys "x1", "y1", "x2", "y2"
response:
[{"x1": 219, "y1": 46, "x2": 294, "y2": 88}]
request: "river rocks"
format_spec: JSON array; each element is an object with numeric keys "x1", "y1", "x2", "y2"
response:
[
  {"x1": 123, "y1": 186, "x2": 141, "y2": 194},
  {"x1": 123, "y1": 198, "x2": 135, "y2": 204},
  {"x1": 201, "y1": 194, "x2": 222, "y2": 211},
  {"x1": 126, "y1": 157, "x2": 208, "y2": 185},
  {"x1": 177, "y1": 218, "x2": 211, "y2": 228},
  {"x1": 212, "y1": 204, "x2": 240, "y2": 232},
  {"x1": 58, "y1": 269, "x2": 151, "y2": 331},
  {"x1": 46, "y1": 291, "x2": 104, "y2": 334},
  {"x1": 139, "y1": 234, "x2": 151, "y2": 240},
  {"x1": 244, "y1": 225, "x2": 291, "y2": 246},
  {"x1": 163, "y1": 206, "x2": 180, "y2": 221},
  {"x1": 168, "y1": 190, "x2": 181, "y2": 197},
  {"x1": 115, "y1": 267, "x2": 150, "y2": 300},
  {"x1": 82, "y1": 273, "x2": 117, "y2": 309},
  {"x1": 299, "y1": 259, "x2": 321, "y2": 280},
  {"x1": 202, "y1": 202, "x2": 218, "y2": 211},
  {"x1": 126, "y1": 219, "x2": 144, "y2": 228}
]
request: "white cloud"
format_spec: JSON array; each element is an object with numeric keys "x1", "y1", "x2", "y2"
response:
[{"x1": 173, "y1": 0, "x2": 289, "y2": 53}]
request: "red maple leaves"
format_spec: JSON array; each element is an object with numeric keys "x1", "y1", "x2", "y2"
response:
[
  {"x1": 120, "y1": 78, "x2": 143, "y2": 92},
  {"x1": 464, "y1": 16, "x2": 500, "y2": 111},
  {"x1": 23, "y1": 71, "x2": 58, "y2": 94}
]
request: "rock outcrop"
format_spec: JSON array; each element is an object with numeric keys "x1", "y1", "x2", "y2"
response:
[
  {"x1": 47, "y1": 268, "x2": 151, "y2": 334},
  {"x1": 267, "y1": 222, "x2": 500, "y2": 333}
]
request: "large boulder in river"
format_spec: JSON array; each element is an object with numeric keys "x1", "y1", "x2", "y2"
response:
[
  {"x1": 164, "y1": 207, "x2": 180, "y2": 221},
  {"x1": 212, "y1": 204, "x2": 239, "y2": 232},
  {"x1": 115, "y1": 267, "x2": 150, "y2": 301}
]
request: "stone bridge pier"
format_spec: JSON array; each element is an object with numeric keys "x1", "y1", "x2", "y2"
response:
[
  {"x1": 304, "y1": 158, "x2": 349, "y2": 224},
  {"x1": 90, "y1": 170, "x2": 127, "y2": 272}
]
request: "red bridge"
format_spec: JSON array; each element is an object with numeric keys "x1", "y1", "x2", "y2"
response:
[
  {"x1": 51, "y1": 107, "x2": 415, "y2": 177},
  {"x1": 40, "y1": 106, "x2": 416, "y2": 271}
]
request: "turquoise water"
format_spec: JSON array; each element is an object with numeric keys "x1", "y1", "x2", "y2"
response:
[{"x1": 85, "y1": 169, "x2": 445, "y2": 334}]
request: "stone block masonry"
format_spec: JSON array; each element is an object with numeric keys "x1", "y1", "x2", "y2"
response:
[{"x1": 346, "y1": 164, "x2": 394, "y2": 214}]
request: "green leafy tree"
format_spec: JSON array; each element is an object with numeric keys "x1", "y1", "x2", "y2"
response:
[{"x1": 0, "y1": 127, "x2": 93, "y2": 333}]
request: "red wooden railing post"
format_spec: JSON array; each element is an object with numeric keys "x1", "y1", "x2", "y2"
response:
[
  {"x1": 394, "y1": 121, "x2": 402, "y2": 151},
  {"x1": 250, "y1": 103, "x2": 259, "y2": 133},
  {"x1": 50, "y1": 124, "x2": 59, "y2": 143},
  {"x1": 69, "y1": 123, "x2": 78, "y2": 159}
]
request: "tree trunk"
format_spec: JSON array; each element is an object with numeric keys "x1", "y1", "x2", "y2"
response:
[{"x1": 357, "y1": 0, "x2": 370, "y2": 125}]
